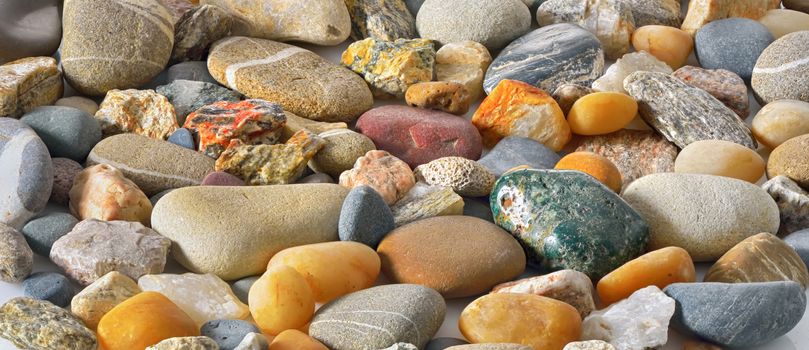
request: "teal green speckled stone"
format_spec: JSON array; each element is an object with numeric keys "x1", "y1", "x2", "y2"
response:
[{"x1": 490, "y1": 169, "x2": 649, "y2": 279}]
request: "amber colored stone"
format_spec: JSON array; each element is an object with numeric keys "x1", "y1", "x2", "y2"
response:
[
  {"x1": 555, "y1": 152, "x2": 623, "y2": 193},
  {"x1": 249, "y1": 265, "x2": 315, "y2": 336},
  {"x1": 705, "y1": 232, "x2": 809, "y2": 288},
  {"x1": 406, "y1": 81, "x2": 471, "y2": 115},
  {"x1": 597, "y1": 247, "x2": 696, "y2": 305},
  {"x1": 267, "y1": 241, "x2": 381, "y2": 303},
  {"x1": 674, "y1": 139, "x2": 765, "y2": 183},
  {"x1": 751, "y1": 99, "x2": 809, "y2": 149},
  {"x1": 472, "y1": 79, "x2": 571, "y2": 151},
  {"x1": 459, "y1": 293, "x2": 581, "y2": 350},
  {"x1": 97, "y1": 292, "x2": 199, "y2": 350},
  {"x1": 632, "y1": 26, "x2": 694, "y2": 69},
  {"x1": 269, "y1": 329, "x2": 328, "y2": 350},
  {"x1": 567, "y1": 92, "x2": 639, "y2": 136}
]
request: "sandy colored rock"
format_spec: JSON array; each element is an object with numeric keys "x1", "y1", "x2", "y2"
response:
[
  {"x1": 564, "y1": 341, "x2": 616, "y2": 350},
  {"x1": 675, "y1": 139, "x2": 766, "y2": 182},
  {"x1": 70, "y1": 271, "x2": 141, "y2": 329},
  {"x1": 758, "y1": 9, "x2": 809, "y2": 39},
  {"x1": 0, "y1": 57, "x2": 62, "y2": 118},
  {"x1": 681, "y1": 0, "x2": 780, "y2": 35},
  {"x1": 0, "y1": 297, "x2": 97, "y2": 350},
  {"x1": 0, "y1": 223, "x2": 32, "y2": 283},
  {"x1": 538, "y1": 0, "x2": 635, "y2": 59},
  {"x1": 139, "y1": 273, "x2": 250, "y2": 325},
  {"x1": 94, "y1": 89, "x2": 178, "y2": 140},
  {"x1": 406, "y1": 82, "x2": 471, "y2": 115},
  {"x1": 767, "y1": 134, "x2": 809, "y2": 188},
  {"x1": 414, "y1": 157, "x2": 495, "y2": 197},
  {"x1": 339, "y1": 150, "x2": 416, "y2": 205},
  {"x1": 492, "y1": 269, "x2": 595, "y2": 318},
  {"x1": 391, "y1": 183, "x2": 464, "y2": 226},
  {"x1": 56, "y1": 96, "x2": 99, "y2": 116},
  {"x1": 705, "y1": 232, "x2": 809, "y2": 288},
  {"x1": 752, "y1": 99, "x2": 809, "y2": 149},
  {"x1": 751, "y1": 31, "x2": 809, "y2": 104},
  {"x1": 632, "y1": 25, "x2": 694, "y2": 69},
  {"x1": 269, "y1": 329, "x2": 327, "y2": 350},
  {"x1": 435, "y1": 41, "x2": 492, "y2": 101},
  {"x1": 342, "y1": 38, "x2": 435, "y2": 98},
  {"x1": 215, "y1": 130, "x2": 324, "y2": 185},
  {"x1": 69, "y1": 164, "x2": 152, "y2": 226},
  {"x1": 147, "y1": 336, "x2": 220, "y2": 350},
  {"x1": 552, "y1": 84, "x2": 593, "y2": 116},
  {"x1": 308, "y1": 129, "x2": 376, "y2": 179}
]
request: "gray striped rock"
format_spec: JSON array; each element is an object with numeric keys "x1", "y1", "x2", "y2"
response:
[
  {"x1": 0, "y1": 118, "x2": 52, "y2": 229},
  {"x1": 484, "y1": 23, "x2": 604, "y2": 94},
  {"x1": 62, "y1": 0, "x2": 174, "y2": 96},
  {"x1": 310, "y1": 284, "x2": 445, "y2": 350},
  {"x1": 86, "y1": 133, "x2": 214, "y2": 196},
  {"x1": 752, "y1": 31, "x2": 809, "y2": 104},
  {"x1": 416, "y1": 0, "x2": 531, "y2": 51},
  {"x1": 763, "y1": 176, "x2": 809, "y2": 236},
  {"x1": 538, "y1": 0, "x2": 635, "y2": 59},
  {"x1": 624, "y1": 71, "x2": 757, "y2": 149}
]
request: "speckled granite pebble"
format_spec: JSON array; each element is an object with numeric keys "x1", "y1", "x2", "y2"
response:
[
  {"x1": 417, "y1": 0, "x2": 531, "y2": 51},
  {"x1": 762, "y1": 176, "x2": 809, "y2": 235},
  {"x1": 0, "y1": 297, "x2": 96, "y2": 350},
  {"x1": 695, "y1": 18, "x2": 773, "y2": 81},
  {"x1": 0, "y1": 223, "x2": 33, "y2": 283},
  {"x1": 752, "y1": 31, "x2": 809, "y2": 104},
  {"x1": 673, "y1": 66, "x2": 750, "y2": 118}
]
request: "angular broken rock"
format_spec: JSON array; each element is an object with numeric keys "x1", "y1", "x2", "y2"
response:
[
  {"x1": 391, "y1": 182, "x2": 464, "y2": 226},
  {"x1": 681, "y1": 0, "x2": 781, "y2": 35},
  {"x1": 138, "y1": 273, "x2": 250, "y2": 326},
  {"x1": 619, "y1": 0, "x2": 681, "y2": 27},
  {"x1": 673, "y1": 66, "x2": 750, "y2": 118},
  {"x1": 624, "y1": 71, "x2": 757, "y2": 149},
  {"x1": 762, "y1": 176, "x2": 809, "y2": 236},
  {"x1": 50, "y1": 219, "x2": 171, "y2": 285},
  {"x1": 592, "y1": 51, "x2": 672, "y2": 94},
  {"x1": 0, "y1": 57, "x2": 63, "y2": 119},
  {"x1": 492, "y1": 269, "x2": 596, "y2": 318},
  {"x1": 582, "y1": 286, "x2": 675, "y2": 349},
  {"x1": 171, "y1": 4, "x2": 232, "y2": 63},
  {"x1": 70, "y1": 271, "x2": 141, "y2": 329},
  {"x1": 0, "y1": 297, "x2": 97, "y2": 350},
  {"x1": 538, "y1": 0, "x2": 635, "y2": 59}
]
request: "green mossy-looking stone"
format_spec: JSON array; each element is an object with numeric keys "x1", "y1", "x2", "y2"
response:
[{"x1": 490, "y1": 169, "x2": 649, "y2": 278}]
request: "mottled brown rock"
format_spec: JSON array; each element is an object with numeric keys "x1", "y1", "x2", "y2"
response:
[
  {"x1": 767, "y1": 134, "x2": 809, "y2": 189},
  {"x1": 552, "y1": 84, "x2": 593, "y2": 115},
  {"x1": 69, "y1": 164, "x2": 152, "y2": 226},
  {"x1": 762, "y1": 176, "x2": 809, "y2": 236},
  {"x1": 0, "y1": 57, "x2": 62, "y2": 118},
  {"x1": 674, "y1": 66, "x2": 749, "y2": 118},
  {"x1": 681, "y1": 0, "x2": 781, "y2": 35},
  {"x1": 215, "y1": 130, "x2": 324, "y2": 185},
  {"x1": 620, "y1": 0, "x2": 681, "y2": 27},
  {"x1": 0, "y1": 297, "x2": 96, "y2": 350},
  {"x1": 50, "y1": 158, "x2": 84, "y2": 206},
  {"x1": 171, "y1": 4, "x2": 232, "y2": 63},
  {"x1": 94, "y1": 89, "x2": 178, "y2": 140},
  {"x1": 0, "y1": 223, "x2": 33, "y2": 283},
  {"x1": 70, "y1": 271, "x2": 142, "y2": 329},
  {"x1": 575, "y1": 129, "x2": 678, "y2": 191},
  {"x1": 705, "y1": 232, "x2": 809, "y2": 288},
  {"x1": 339, "y1": 150, "x2": 416, "y2": 205},
  {"x1": 405, "y1": 81, "x2": 471, "y2": 115}
]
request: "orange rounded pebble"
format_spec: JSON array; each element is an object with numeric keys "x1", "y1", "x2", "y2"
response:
[
  {"x1": 269, "y1": 329, "x2": 328, "y2": 350},
  {"x1": 555, "y1": 152, "x2": 623, "y2": 192},
  {"x1": 632, "y1": 25, "x2": 694, "y2": 69},
  {"x1": 597, "y1": 246, "x2": 696, "y2": 305},
  {"x1": 97, "y1": 291, "x2": 199, "y2": 350},
  {"x1": 567, "y1": 92, "x2": 639, "y2": 136},
  {"x1": 249, "y1": 264, "x2": 315, "y2": 336}
]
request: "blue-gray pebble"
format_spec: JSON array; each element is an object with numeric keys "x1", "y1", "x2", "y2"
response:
[
  {"x1": 462, "y1": 197, "x2": 493, "y2": 223},
  {"x1": 167, "y1": 128, "x2": 195, "y2": 150},
  {"x1": 785, "y1": 229, "x2": 809, "y2": 268},
  {"x1": 426, "y1": 337, "x2": 469, "y2": 350},
  {"x1": 338, "y1": 186, "x2": 395, "y2": 248},
  {"x1": 405, "y1": 0, "x2": 424, "y2": 16},
  {"x1": 167, "y1": 61, "x2": 219, "y2": 85},
  {"x1": 21, "y1": 212, "x2": 78, "y2": 256},
  {"x1": 22, "y1": 271, "x2": 74, "y2": 307},
  {"x1": 695, "y1": 18, "x2": 774, "y2": 81},
  {"x1": 664, "y1": 281, "x2": 807, "y2": 347},
  {"x1": 478, "y1": 136, "x2": 560, "y2": 177},
  {"x1": 20, "y1": 106, "x2": 102, "y2": 162},
  {"x1": 201, "y1": 319, "x2": 261, "y2": 350},
  {"x1": 231, "y1": 275, "x2": 259, "y2": 304},
  {"x1": 149, "y1": 189, "x2": 175, "y2": 206}
]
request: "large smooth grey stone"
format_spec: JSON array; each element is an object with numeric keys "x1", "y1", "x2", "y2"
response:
[
  {"x1": 0, "y1": 0, "x2": 61, "y2": 64},
  {"x1": 0, "y1": 118, "x2": 53, "y2": 229},
  {"x1": 478, "y1": 136, "x2": 560, "y2": 177},
  {"x1": 20, "y1": 106, "x2": 102, "y2": 162}
]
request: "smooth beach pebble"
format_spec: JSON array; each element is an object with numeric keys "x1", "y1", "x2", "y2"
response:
[
  {"x1": 752, "y1": 99, "x2": 809, "y2": 149},
  {"x1": 631, "y1": 25, "x2": 693, "y2": 69},
  {"x1": 597, "y1": 246, "x2": 696, "y2": 306},
  {"x1": 555, "y1": 152, "x2": 623, "y2": 193},
  {"x1": 249, "y1": 264, "x2": 315, "y2": 336},
  {"x1": 22, "y1": 272, "x2": 73, "y2": 307},
  {"x1": 757, "y1": 9, "x2": 809, "y2": 39},
  {"x1": 674, "y1": 139, "x2": 766, "y2": 183},
  {"x1": 705, "y1": 232, "x2": 809, "y2": 288},
  {"x1": 567, "y1": 92, "x2": 638, "y2": 136},
  {"x1": 768, "y1": 134, "x2": 809, "y2": 188},
  {"x1": 269, "y1": 329, "x2": 328, "y2": 350}
]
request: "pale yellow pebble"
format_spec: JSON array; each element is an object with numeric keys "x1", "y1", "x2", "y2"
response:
[
  {"x1": 674, "y1": 140, "x2": 765, "y2": 183},
  {"x1": 751, "y1": 99, "x2": 809, "y2": 149},
  {"x1": 631, "y1": 26, "x2": 693, "y2": 69},
  {"x1": 758, "y1": 9, "x2": 809, "y2": 39}
]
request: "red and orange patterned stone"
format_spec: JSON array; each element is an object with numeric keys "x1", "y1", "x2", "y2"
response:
[
  {"x1": 339, "y1": 150, "x2": 416, "y2": 205},
  {"x1": 472, "y1": 79, "x2": 570, "y2": 151},
  {"x1": 184, "y1": 99, "x2": 287, "y2": 158}
]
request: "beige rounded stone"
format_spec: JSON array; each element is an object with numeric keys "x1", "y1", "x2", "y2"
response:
[
  {"x1": 435, "y1": 41, "x2": 492, "y2": 101},
  {"x1": 758, "y1": 9, "x2": 809, "y2": 39},
  {"x1": 768, "y1": 134, "x2": 809, "y2": 189},
  {"x1": 308, "y1": 129, "x2": 376, "y2": 179},
  {"x1": 55, "y1": 96, "x2": 99, "y2": 116},
  {"x1": 751, "y1": 99, "x2": 809, "y2": 149},
  {"x1": 415, "y1": 157, "x2": 496, "y2": 197},
  {"x1": 674, "y1": 139, "x2": 766, "y2": 183},
  {"x1": 631, "y1": 25, "x2": 693, "y2": 69},
  {"x1": 69, "y1": 164, "x2": 152, "y2": 226}
]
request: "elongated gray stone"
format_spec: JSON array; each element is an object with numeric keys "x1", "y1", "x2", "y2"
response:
[
  {"x1": 0, "y1": 118, "x2": 53, "y2": 229},
  {"x1": 624, "y1": 71, "x2": 757, "y2": 149},
  {"x1": 537, "y1": 0, "x2": 635, "y2": 59},
  {"x1": 763, "y1": 175, "x2": 809, "y2": 236}
]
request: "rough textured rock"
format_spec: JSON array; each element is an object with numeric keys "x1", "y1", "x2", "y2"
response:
[
  {"x1": 415, "y1": 157, "x2": 495, "y2": 197},
  {"x1": 0, "y1": 117, "x2": 53, "y2": 229},
  {"x1": 21, "y1": 212, "x2": 77, "y2": 257},
  {"x1": 0, "y1": 223, "x2": 32, "y2": 283},
  {"x1": 309, "y1": 129, "x2": 377, "y2": 179},
  {"x1": 0, "y1": 1, "x2": 61, "y2": 64},
  {"x1": 69, "y1": 164, "x2": 152, "y2": 226},
  {"x1": 623, "y1": 173, "x2": 780, "y2": 261},
  {"x1": 582, "y1": 286, "x2": 675, "y2": 350},
  {"x1": 310, "y1": 284, "x2": 446, "y2": 350},
  {"x1": 157, "y1": 80, "x2": 242, "y2": 126},
  {"x1": 152, "y1": 184, "x2": 347, "y2": 280},
  {"x1": 215, "y1": 130, "x2": 324, "y2": 184},
  {"x1": 664, "y1": 281, "x2": 806, "y2": 347},
  {"x1": 50, "y1": 158, "x2": 83, "y2": 205},
  {"x1": 87, "y1": 133, "x2": 215, "y2": 196},
  {"x1": 339, "y1": 150, "x2": 415, "y2": 205},
  {"x1": 484, "y1": 24, "x2": 604, "y2": 94},
  {"x1": 391, "y1": 183, "x2": 464, "y2": 226},
  {"x1": 763, "y1": 176, "x2": 809, "y2": 235},
  {"x1": 538, "y1": 0, "x2": 635, "y2": 59},
  {"x1": 416, "y1": 0, "x2": 531, "y2": 50},
  {"x1": 681, "y1": 0, "x2": 780, "y2": 35},
  {"x1": 620, "y1": 0, "x2": 681, "y2": 27},
  {"x1": 695, "y1": 18, "x2": 773, "y2": 81},
  {"x1": 345, "y1": 0, "x2": 416, "y2": 41},
  {"x1": 202, "y1": 319, "x2": 261, "y2": 350},
  {"x1": 94, "y1": 89, "x2": 178, "y2": 140},
  {"x1": 767, "y1": 134, "x2": 809, "y2": 188},
  {"x1": 207, "y1": 36, "x2": 373, "y2": 122},
  {"x1": 0, "y1": 297, "x2": 97, "y2": 350},
  {"x1": 139, "y1": 273, "x2": 250, "y2": 326},
  {"x1": 434, "y1": 41, "x2": 492, "y2": 102},
  {"x1": 0, "y1": 57, "x2": 62, "y2": 118},
  {"x1": 342, "y1": 38, "x2": 434, "y2": 98},
  {"x1": 147, "y1": 336, "x2": 221, "y2": 350},
  {"x1": 673, "y1": 66, "x2": 749, "y2": 118},
  {"x1": 492, "y1": 269, "x2": 595, "y2": 318},
  {"x1": 50, "y1": 219, "x2": 170, "y2": 285},
  {"x1": 339, "y1": 186, "x2": 395, "y2": 249},
  {"x1": 624, "y1": 71, "x2": 757, "y2": 149},
  {"x1": 564, "y1": 341, "x2": 616, "y2": 350},
  {"x1": 171, "y1": 4, "x2": 232, "y2": 63},
  {"x1": 491, "y1": 169, "x2": 649, "y2": 278},
  {"x1": 62, "y1": 0, "x2": 174, "y2": 96},
  {"x1": 70, "y1": 271, "x2": 141, "y2": 330},
  {"x1": 705, "y1": 233, "x2": 809, "y2": 288},
  {"x1": 20, "y1": 106, "x2": 102, "y2": 162},
  {"x1": 405, "y1": 81, "x2": 471, "y2": 115},
  {"x1": 592, "y1": 51, "x2": 672, "y2": 94},
  {"x1": 751, "y1": 31, "x2": 809, "y2": 104}
]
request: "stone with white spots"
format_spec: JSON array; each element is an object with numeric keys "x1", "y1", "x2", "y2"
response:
[{"x1": 0, "y1": 118, "x2": 52, "y2": 229}]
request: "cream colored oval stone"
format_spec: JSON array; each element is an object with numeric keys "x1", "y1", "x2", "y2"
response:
[
  {"x1": 151, "y1": 184, "x2": 348, "y2": 280},
  {"x1": 138, "y1": 273, "x2": 250, "y2": 326},
  {"x1": 751, "y1": 99, "x2": 809, "y2": 149},
  {"x1": 674, "y1": 139, "x2": 765, "y2": 183},
  {"x1": 758, "y1": 9, "x2": 809, "y2": 39}
]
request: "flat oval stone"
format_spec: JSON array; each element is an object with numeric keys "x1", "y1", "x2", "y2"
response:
[
  {"x1": 478, "y1": 136, "x2": 560, "y2": 177},
  {"x1": 20, "y1": 106, "x2": 102, "y2": 162},
  {"x1": 339, "y1": 186, "x2": 395, "y2": 249},
  {"x1": 356, "y1": 105, "x2": 483, "y2": 168},
  {"x1": 767, "y1": 134, "x2": 809, "y2": 189},
  {"x1": 62, "y1": 0, "x2": 174, "y2": 95},
  {"x1": 309, "y1": 129, "x2": 376, "y2": 179},
  {"x1": 695, "y1": 18, "x2": 773, "y2": 81},
  {"x1": 55, "y1": 96, "x2": 99, "y2": 117},
  {"x1": 705, "y1": 232, "x2": 809, "y2": 288},
  {"x1": 622, "y1": 173, "x2": 780, "y2": 261},
  {"x1": 674, "y1": 139, "x2": 765, "y2": 183},
  {"x1": 484, "y1": 23, "x2": 604, "y2": 95},
  {"x1": 0, "y1": 0, "x2": 61, "y2": 64},
  {"x1": 0, "y1": 297, "x2": 96, "y2": 350},
  {"x1": 310, "y1": 284, "x2": 445, "y2": 350},
  {"x1": 597, "y1": 247, "x2": 695, "y2": 306},
  {"x1": 151, "y1": 184, "x2": 347, "y2": 280},
  {"x1": 22, "y1": 271, "x2": 74, "y2": 307},
  {"x1": 752, "y1": 99, "x2": 809, "y2": 149},
  {"x1": 0, "y1": 223, "x2": 33, "y2": 283},
  {"x1": 492, "y1": 269, "x2": 595, "y2": 318},
  {"x1": 378, "y1": 216, "x2": 525, "y2": 298},
  {"x1": 21, "y1": 212, "x2": 78, "y2": 256},
  {"x1": 624, "y1": 71, "x2": 757, "y2": 149},
  {"x1": 664, "y1": 281, "x2": 807, "y2": 347},
  {"x1": 673, "y1": 66, "x2": 749, "y2": 118},
  {"x1": 416, "y1": 0, "x2": 531, "y2": 51},
  {"x1": 491, "y1": 169, "x2": 649, "y2": 279},
  {"x1": 0, "y1": 118, "x2": 53, "y2": 229},
  {"x1": 207, "y1": 36, "x2": 373, "y2": 123},
  {"x1": 87, "y1": 133, "x2": 215, "y2": 196},
  {"x1": 758, "y1": 9, "x2": 809, "y2": 38},
  {"x1": 752, "y1": 31, "x2": 809, "y2": 104}
]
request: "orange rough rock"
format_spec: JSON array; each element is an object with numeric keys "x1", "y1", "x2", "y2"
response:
[
  {"x1": 555, "y1": 152, "x2": 623, "y2": 193},
  {"x1": 472, "y1": 79, "x2": 571, "y2": 151},
  {"x1": 269, "y1": 329, "x2": 328, "y2": 350},
  {"x1": 97, "y1": 292, "x2": 199, "y2": 350},
  {"x1": 567, "y1": 92, "x2": 639, "y2": 136},
  {"x1": 597, "y1": 247, "x2": 696, "y2": 305},
  {"x1": 249, "y1": 264, "x2": 315, "y2": 336}
]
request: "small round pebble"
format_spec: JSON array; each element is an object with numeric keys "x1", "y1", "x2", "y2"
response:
[
  {"x1": 632, "y1": 25, "x2": 693, "y2": 69},
  {"x1": 201, "y1": 171, "x2": 245, "y2": 186},
  {"x1": 309, "y1": 129, "x2": 376, "y2": 179},
  {"x1": 567, "y1": 92, "x2": 638, "y2": 135},
  {"x1": 167, "y1": 128, "x2": 195, "y2": 150},
  {"x1": 22, "y1": 271, "x2": 74, "y2": 307},
  {"x1": 55, "y1": 96, "x2": 99, "y2": 115},
  {"x1": 555, "y1": 152, "x2": 623, "y2": 193},
  {"x1": 50, "y1": 157, "x2": 84, "y2": 205},
  {"x1": 339, "y1": 186, "x2": 395, "y2": 249},
  {"x1": 0, "y1": 223, "x2": 33, "y2": 283},
  {"x1": 201, "y1": 319, "x2": 261, "y2": 350},
  {"x1": 416, "y1": 0, "x2": 531, "y2": 50},
  {"x1": 752, "y1": 99, "x2": 809, "y2": 149},
  {"x1": 767, "y1": 134, "x2": 809, "y2": 188},
  {"x1": 675, "y1": 140, "x2": 765, "y2": 183},
  {"x1": 231, "y1": 275, "x2": 259, "y2": 305},
  {"x1": 426, "y1": 337, "x2": 470, "y2": 350},
  {"x1": 695, "y1": 18, "x2": 773, "y2": 81},
  {"x1": 21, "y1": 212, "x2": 78, "y2": 256}
]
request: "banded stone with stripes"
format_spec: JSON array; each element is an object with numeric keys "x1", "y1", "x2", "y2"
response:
[
  {"x1": 752, "y1": 31, "x2": 809, "y2": 104},
  {"x1": 0, "y1": 118, "x2": 53, "y2": 230}
]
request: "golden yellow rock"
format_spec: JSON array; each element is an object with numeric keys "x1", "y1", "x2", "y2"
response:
[
  {"x1": 97, "y1": 291, "x2": 200, "y2": 350},
  {"x1": 459, "y1": 293, "x2": 581, "y2": 350},
  {"x1": 567, "y1": 92, "x2": 638, "y2": 136},
  {"x1": 94, "y1": 89, "x2": 178, "y2": 140},
  {"x1": 269, "y1": 329, "x2": 328, "y2": 350},
  {"x1": 751, "y1": 99, "x2": 809, "y2": 149},
  {"x1": 435, "y1": 41, "x2": 492, "y2": 101},
  {"x1": 674, "y1": 139, "x2": 766, "y2": 183},
  {"x1": 705, "y1": 232, "x2": 809, "y2": 288},
  {"x1": 341, "y1": 37, "x2": 434, "y2": 98},
  {"x1": 405, "y1": 81, "x2": 472, "y2": 115},
  {"x1": 472, "y1": 79, "x2": 571, "y2": 151},
  {"x1": 0, "y1": 57, "x2": 63, "y2": 118},
  {"x1": 69, "y1": 164, "x2": 152, "y2": 226},
  {"x1": 249, "y1": 264, "x2": 315, "y2": 336},
  {"x1": 631, "y1": 26, "x2": 694, "y2": 69},
  {"x1": 555, "y1": 152, "x2": 623, "y2": 193},
  {"x1": 681, "y1": 0, "x2": 781, "y2": 35},
  {"x1": 267, "y1": 241, "x2": 380, "y2": 303},
  {"x1": 597, "y1": 247, "x2": 696, "y2": 306}
]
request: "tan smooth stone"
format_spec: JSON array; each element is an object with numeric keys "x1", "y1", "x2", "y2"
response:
[
  {"x1": 751, "y1": 99, "x2": 809, "y2": 149},
  {"x1": 767, "y1": 134, "x2": 809, "y2": 189},
  {"x1": 758, "y1": 9, "x2": 809, "y2": 39},
  {"x1": 70, "y1": 271, "x2": 141, "y2": 330},
  {"x1": 55, "y1": 96, "x2": 99, "y2": 115},
  {"x1": 705, "y1": 232, "x2": 809, "y2": 288},
  {"x1": 674, "y1": 139, "x2": 766, "y2": 183},
  {"x1": 631, "y1": 25, "x2": 694, "y2": 69},
  {"x1": 69, "y1": 164, "x2": 152, "y2": 226}
]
